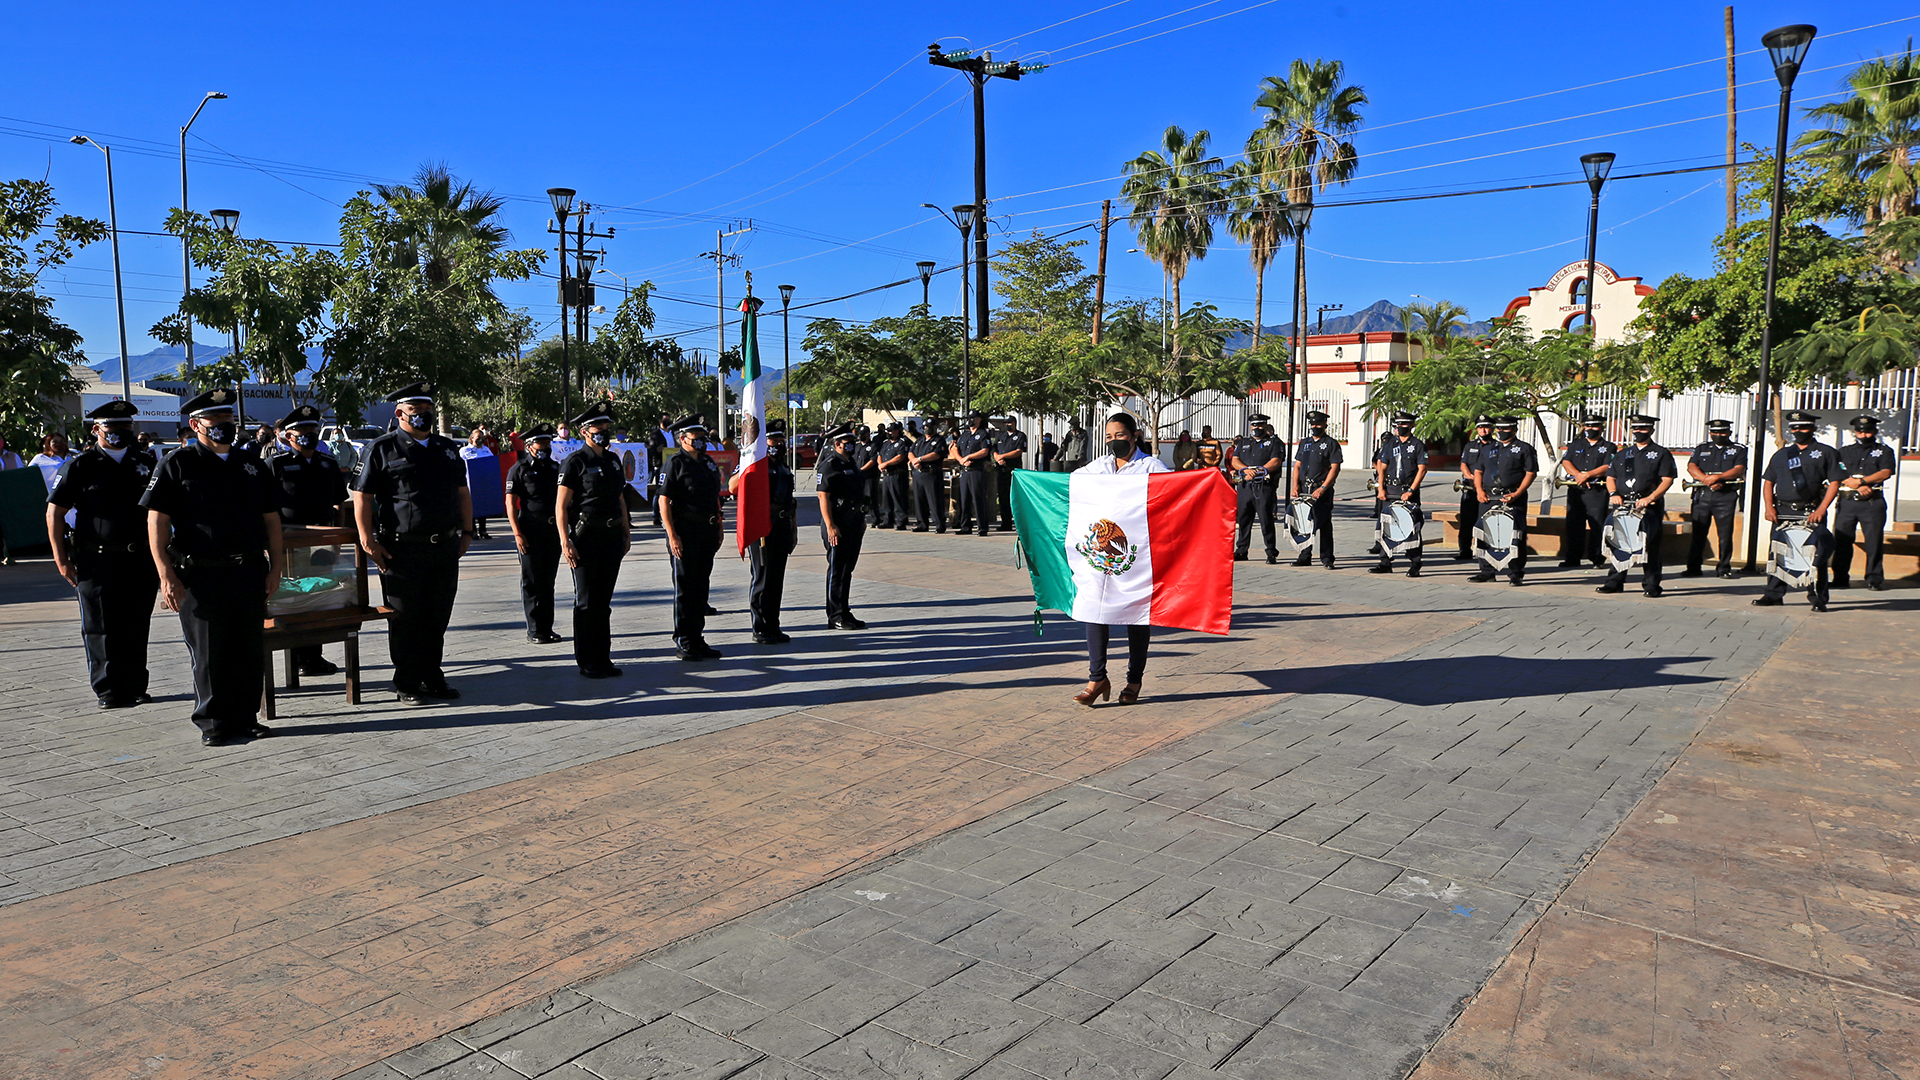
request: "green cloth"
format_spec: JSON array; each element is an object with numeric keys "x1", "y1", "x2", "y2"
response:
[{"x1": 0, "y1": 468, "x2": 49, "y2": 553}]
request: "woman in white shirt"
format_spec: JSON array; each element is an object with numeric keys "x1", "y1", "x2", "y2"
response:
[{"x1": 1072, "y1": 412, "x2": 1168, "y2": 706}]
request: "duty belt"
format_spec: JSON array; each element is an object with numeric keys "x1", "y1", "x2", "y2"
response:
[
  {"x1": 175, "y1": 552, "x2": 247, "y2": 569},
  {"x1": 916, "y1": 464, "x2": 942, "y2": 472},
  {"x1": 81, "y1": 542, "x2": 144, "y2": 555},
  {"x1": 380, "y1": 528, "x2": 463, "y2": 544},
  {"x1": 674, "y1": 511, "x2": 720, "y2": 525},
  {"x1": 572, "y1": 517, "x2": 624, "y2": 531},
  {"x1": 1776, "y1": 500, "x2": 1813, "y2": 516}
]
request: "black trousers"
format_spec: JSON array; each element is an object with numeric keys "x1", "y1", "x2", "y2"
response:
[
  {"x1": 881, "y1": 472, "x2": 911, "y2": 527},
  {"x1": 822, "y1": 515, "x2": 866, "y2": 619},
  {"x1": 1763, "y1": 522, "x2": 1831, "y2": 606},
  {"x1": 381, "y1": 541, "x2": 461, "y2": 690},
  {"x1": 995, "y1": 468, "x2": 1016, "y2": 529},
  {"x1": 1561, "y1": 486, "x2": 1608, "y2": 564},
  {"x1": 864, "y1": 476, "x2": 880, "y2": 525},
  {"x1": 1293, "y1": 490, "x2": 1335, "y2": 564},
  {"x1": 750, "y1": 511, "x2": 797, "y2": 634},
  {"x1": 1087, "y1": 624, "x2": 1150, "y2": 684},
  {"x1": 913, "y1": 470, "x2": 946, "y2": 531},
  {"x1": 1605, "y1": 500, "x2": 1666, "y2": 591},
  {"x1": 671, "y1": 538, "x2": 719, "y2": 649},
  {"x1": 1374, "y1": 495, "x2": 1424, "y2": 570},
  {"x1": 74, "y1": 553, "x2": 158, "y2": 704},
  {"x1": 1687, "y1": 490, "x2": 1740, "y2": 572},
  {"x1": 1832, "y1": 497, "x2": 1887, "y2": 585},
  {"x1": 1235, "y1": 483, "x2": 1277, "y2": 557},
  {"x1": 519, "y1": 535, "x2": 561, "y2": 636},
  {"x1": 1478, "y1": 495, "x2": 1528, "y2": 581},
  {"x1": 178, "y1": 561, "x2": 265, "y2": 734},
  {"x1": 570, "y1": 532, "x2": 625, "y2": 669},
  {"x1": 960, "y1": 469, "x2": 992, "y2": 535},
  {"x1": 1457, "y1": 490, "x2": 1481, "y2": 557}
]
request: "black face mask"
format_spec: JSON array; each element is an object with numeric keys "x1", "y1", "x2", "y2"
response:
[
  {"x1": 533, "y1": 445, "x2": 552, "y2": 460},
  {"x1": 1497, "y1": 430, "x2": 1516, "y2": 442},
  {"x1": 1710, "y1": 433, "x2": 1730, "y2": 443},
  {"x1": 1395, "y1": 425, "x2": 1414, "y2": 438},
  {"x1": 100, "y1": 428, "x2": 129, "y2": 450},
  {"x1": 1791, "y1": 429, "x2": 1814, "y2": 444},
  {"x1": 588, "y1": 430, "x2": 612, "y2": 448},
  {"x1": 1309, "y1": 425, "x2": 1327, "y2": 437},
  {"x1": 203, "y1": 422, "x2": 235, "y2": 445},
  {"x1": 1632, "y1": 431, "x2": 1652, "y2": 443},
  {"x1": 1107, "y1": 438, "x2": 1135, "y2": 459},
  {"x1": 294, "y1": 432, "x2": 317, "y2": 450},
  {"x1": 1584, "y1": 428, "x2": 1604, "y2": 440},
  {"x1": 403, "y1": 410, "x2": 434, "y2": 431}
]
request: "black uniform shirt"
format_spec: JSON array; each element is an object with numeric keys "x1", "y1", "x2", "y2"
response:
[
  {"x1": 559, "y1": 447, "x2": 630, "y2": 525},
  {"x1": 912, "y1": 434, "x2": 947, "y2": 471},
  {"x1": 1762, "y1": 440, "x2": 1841, "y2": 508},
  {"x1": 1838, "y1": 439, "x2": 1895, "y2": 496},
  {"x1": 992, "y1": 428, "x2": 1028, "y2": 467},
  {"x1": 879, "y1": 436, "x2": 912, "y2": 474},
  {"x1": 956, "y1": 427, "x2": 991, "y2": 471},
  {"x1": 1375, "y1": 436, "x2": 1429, "y2": 491},
  {"x1": 49, "y1": 446, "x2": 158, "y2": 550},
  {"x1": 1233, "y1": 435, "x2": 1285, "y2": 485},
  {"x1": 769, "y1": 451, "x2": 796, "y2": 510},
  {"x1": 1689, "y1": 440, "x2": 1748, "y2": 486},
  {"x1": 1609, "y1": 442, "x2": 1677, "y2": 499},
  {"x1": 1460, "y1": 437, "x2": 1494, "y2": 478},
  {"x1": 505, "y1": 455, "x2": 560, "y2": 524},
  {"x1": 816, "y1": 449, "x2": 866, "y2": 518},
  {"x1": 139, "y1": 441, "x2": 272, "y2": 558},
  {"x1": 351, "y1": 429, "x2": 468, "y2": 536},
  {"x1": 268, "y1": 448, "x2": 349, "y2": 525},
  {"x1": 1295, "y1": 434, "x2": 1343, "y2": 485},
  {"x1": 1479, "y1": 439, "x2": 1539, "y2": 493},
  {"x1": 659, "y1": 452, "x2": 721, "y2": 521},
  {"x1": 1561, "y1": 436, "x2": 1617, "y2": 480}
]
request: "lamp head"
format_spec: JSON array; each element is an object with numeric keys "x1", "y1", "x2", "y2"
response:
[
  {"x1": 778, "y1": 283, "x2": 796, "y2": 307},
  {"x1": 1762, "y1": 24, "x2": 1816, "y2": 88},
  {"x1": 920, "y1": 203, "x2": 938, "y2": 209},
  {"x1": 953, "y1": 204, "x2": 979, "y2": 215},
  {"x1": 546, "y1": 187, "x2": 576, "y2": 217},
  {"x1": 1580, "y1": 152, "x2": 1616, "y2": 193},
  {"x1": 575, "y1": 251, "x2": 597, "y2": 276},
  {"x1": 1286, "y1": 200, "x2": 1313, "y2": 229},
  {"x1": 207, "y1": 91, "x2": 228, "y2": 100},
  {"x1": 69, "y1": 135, "x2": 88, "y2": 146},
  {"x1": 210, "y1": 208, "x2": 240, "y2": 234},
  {"x1": 916, "y1": 261, "x2": 935, "y2": 284}
]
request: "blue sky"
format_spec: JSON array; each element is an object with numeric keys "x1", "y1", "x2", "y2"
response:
[{"x1": 5, "y1": 1, "x2": 1913, "y2": 368}]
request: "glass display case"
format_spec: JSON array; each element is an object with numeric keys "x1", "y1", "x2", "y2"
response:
[{"x1": 262, "y1": 525, "x2": 393, "y2": 718}]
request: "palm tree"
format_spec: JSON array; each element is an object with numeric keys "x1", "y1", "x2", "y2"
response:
[
  {"x1": 1797, "y1": 43, "x2": 1919, "y2": 239},
  {"x1": 1121, "y1": 126, "x2": 1227, "y2": 355},
  {"x1": 1251, "y1": 58, "x2": 1367, "y2": 206},
  {"x1": 1225, "y1": 158, "x2": 1295, "y2": 351},
  {"x1": 375, "y1": 163, "x2": 511, "y2": 294},
  {"x1": 1404, "y1": 299, "x2": 1470, "y2": 355}
]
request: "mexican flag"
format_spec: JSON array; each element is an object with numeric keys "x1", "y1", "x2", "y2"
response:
[
  {"x1": 1011, "y1": 469, "x2": 1235, "y2": 635},
  {"x1": 733, "y1": 296, "x2": 769, "y2": 556}
]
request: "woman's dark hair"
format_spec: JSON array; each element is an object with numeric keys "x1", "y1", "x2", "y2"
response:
[{"x1": 1106, "y1": 412, "x2": 1139, "y2": 435}]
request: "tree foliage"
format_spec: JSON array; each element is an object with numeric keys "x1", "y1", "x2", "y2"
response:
[
  {"x1": 1251, "y1": 57, "x2": 1367, "y2": 205},
  {"x1": 1064, "y1": 301, "x2": 1271, "y2": 440},
  {"x1": 1, "y1": 179, "x2": 106, "y2": 445},
  {"x1": 796, "y1": 306, "x2": 964, "y2": 423},
  {"x1": 1121, "y1": 126, "x2": 1226, "y2": 350}
]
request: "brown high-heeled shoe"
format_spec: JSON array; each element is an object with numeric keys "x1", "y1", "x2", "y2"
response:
[
  {"x1": 1118, "y1": 683, "x2": 1142, "y2": 704},
  {"x1": 1073, "y1": 679, "x2": 1111, "y2": 706}
]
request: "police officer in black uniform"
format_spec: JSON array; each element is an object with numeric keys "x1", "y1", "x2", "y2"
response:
[
  {"x1": 877, "y1": 422, "x2": 912, "y2": 529},
  {"x1": 817, "y1": 423, "x2": 869, "y2": 628},
  {"x1": 1683, "y1": 418, "x2": 1747, "y2": 579},
  {"x1": 992, "y1": 416, "x2": 1029, "y2": 532},
  {"x1": 953, "y1": 411, "x2": 993, "y2": 536},
  {"x1": 1558, "y1": 412, "x2": 1614, "y2": 569},
  {"x1": 558, "y1": 402, "x2": 630, "y2": 678},
  {"x1": 1470, "y1": 416, "x2": 1540, "y2": 585},
  {"x1": 352, "y1": 382, "x2": 471, "y2": 704},
  {"x1": 140, "y1": 388, "x2": 284, "y2": 745},
  {"x1": 911, "y1": 419, "x2": 948, "y2": 533},
  {"x1": 736, "y1": 419, "x2": 798, "y2": 643},
  {"x1": 659, "y1": 416, "x2": 724, "y2": 660},
  {"x1": 1754, "y1": 411, "x2": 1842, "y2": 610},
  {"x1": 1833, "y1": 414, "x2": 1895, "y2": 591},
  {"x1": 1231, "y1": 413, "x2": 1285, "y2": 563},
  {"x1": 1288, "y1": 409, "x2": 1342, "y2": 569},
  {"x1": 1456, "y1": 415, "x2": 1494, "y2": 561},
  {"x1": 507, "y1": 424, "x2": 564, "y2": 644},
  {"x1": 852, "y1": 425, "x2": 879, "y2": 526},
  {"x1": 1597, "y1": 414, "x2": 1676, "y2": 596},
  {"x1": 267, "y1": 403, "x2": 350, "y2": 677},
  {"x1": 1370, "y1": 411, "x2": 1427, "y2": 577},
  {"x1": 47, "y1": 400, "x2": 160, "y2": 709}
]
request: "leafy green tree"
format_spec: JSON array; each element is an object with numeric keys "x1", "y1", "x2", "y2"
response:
[
  {"x1": 1400, "y1": 299, "x2": 1471, "y2": 355},
  {"x1": 989, "y1": 231, "x2": 1095, "y2": 334},
  {"x1": 796, "y1": 306, "x2": 965, "y2": 423},
  {"x1": 374, "y1": 165, "x2": 512, "y2": 293},
  {"x1": 598, "y1": 285, "x2": 708, "y2": 425},
  {"x1": 1252, "y1": 58, "x2": 1367, "y2": 206},
  {"x1": 1362, "y1": 319, "x2": 1608, "y2": 449},
  {"x1": 973, "y1": 231, "x2": 1101, "y2": 418},
  {"x1": 0, "y1": 179, "x2": 105, "y2": 444},
  {"x1": 1121, "y1": 126, "x2": 1227, "y2": 353},
  {"x1": 1797, "y1": 42, "x2": 1920, "y2": 238},
  {"x1": 1061, "y1": 301, "x2": 1272, "y2": 442}
]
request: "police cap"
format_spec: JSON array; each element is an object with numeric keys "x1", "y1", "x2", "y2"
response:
[
  {"x1": 1493, "y1": 416, "x2": 1520, "y2": 428},
  {"x1": 1474, "y1": 414, "x2": 1493, "y2": 426},
  {"x1": 276, "y1": 403, "x2": 325, "y2": 430},
  {"x1": 1626, "y1": 413, "x2": 1658, "y2": 428},
  {"x1": 671, "y1": 414, "x2": 708, "y2": 436},
  {"x1": 521, "y1": 422, "x2": 556, "y2": 441},
  {"x1": 1705, "y1": 419, "x2": 1734, "y2": 432},
  {"x1": 1850, "y1": 414, "x2": 1879, "y2": 433},
  {"x1": 181, "y1": 387, "x2": 239, "y2": 417},
  {"x1": 1784, "y1": 410, "x2": 1819, "y2": 429},
  {"x1": 967, "y1": 410, "x2": 985, "y2": 421},
  {"x1": 1247, "y1": 412, "x2": 1271, "y2": 424},
  {"x1": 382, "y1": 381, "x2": 435, "y2": 405},
  {"x1": 1391, "y1": 411, "x2": 1418, "y2": 425},
  {"x1": 86, "y1": 399, "x2": 139, "y2": 422},
  {"x1": 1580, "y1": 411, "x2": 1606, "y2": 424},
  {"x1": 569, "y1": 401, "x2": 615, "y2": 428},
  {"x1": 1305, "y1": 410, "x2": 1329, "y2": 423},
  {"x1": 823, "y1": 422, "x2": 856, "y2": 443},
  {"x1": 766, "y1": 419, "x2": 787, "y2": 435}
]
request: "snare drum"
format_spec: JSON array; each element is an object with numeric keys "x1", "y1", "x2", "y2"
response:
[
  {"x1": 1602, "y1": 506, "x2": 1646, "y2": 572},
  {"x1": 1476, "y1": 502, "x2": 1519, "y2": 570}
]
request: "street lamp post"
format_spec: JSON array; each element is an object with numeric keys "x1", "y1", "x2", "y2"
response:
[
  {"x1": 70, "y1": 137, "x2": 133, "y2": 403},
  {"x1": 1744, "y1": 23, "x2": 1817, "y2": 572},
  {"x1": 1577, "y1": 151, "x2": 1616, "y2": 413},
  {"x1": 209, "y1": 208, "x2": 244, "y2": 422},
  {"x1": 1285, "y1": 198, "x2": 1313, "y2": 498},
  {"x1": 916, "y1": 261, "x2": 936, "y2": 309},
  {"x1": 547, "y1": 187, "x2": 576, "y2": 421},
  {"x1": 178, "y1": 92, "x2": 225, "y2": 374},
  {"x1": 923, "y1": 204, "x2": 980, "y2": 415},
  {"x1": 779, "y1": 283, "x2": 796, "y2": 470}
]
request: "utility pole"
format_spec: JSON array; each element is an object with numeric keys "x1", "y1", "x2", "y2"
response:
[
  {"x1": 178, "y1": 92, "x2": 225, "y2": 374},
  {"x1": 1725, "y1": 7, "x2": 1739, "y2": 238},
  {"x1": 702, "y1": 221, "x2": 753, "y2": 442},
  {"x1": 1092, "y1": 199, "x2": 1110, "y2": 345},
  {"x1": 548, "y1": 202, "x2": 613, "y2": 404},
  {"x1": 547, "y1": 188, "x2": 577, "y2": 420},
  {"x1": 1316, "y1": 303, "x2": 1343, "y2": 336},
  {"x1": 927, "y1": 43, "x2": 1046, "y2": 343}
]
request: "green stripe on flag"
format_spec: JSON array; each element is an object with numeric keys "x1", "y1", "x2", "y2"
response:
[
  {"x1": 1011, "y1": 471, "x2": 1074, "y2": 618},
  {"x1": 738, "y1": 303, "x2": 760, "y2": 382}
]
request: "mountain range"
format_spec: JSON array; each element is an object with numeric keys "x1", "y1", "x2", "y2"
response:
[{"x1": 1224, "y1": 299, "x2": 1494, "y2": 351}]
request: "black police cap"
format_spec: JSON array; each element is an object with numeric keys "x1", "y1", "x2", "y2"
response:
[
  {"x1": 823, "y1": 423, "x2": 856, "y2": 442},
  {"x1": 1391, "y1": 411, "x2": 1418, "y2": 424},
  {"x1": 1850, "y1": 414, "x2": 1879, "y2": 432},
  {"x1": 276, "y1": 403, "x2": 325, "y2": 429},
  {"x1": 1493, "y1": 416, "x2": 1520, "y2": 428},
  {"x1": 1626, "y1": 413, "x2": 1658, "y2": 428},
  {"x1": 1247, "y1": 413, "x2": 1271, "y2": 424},
  {"x1": 181, "y1": 387, "x2": 239, "y2": 417},
  {"x1": 1581, "y1": 411, "x2": 1606, "y2": 424},
  {"x1": 766, "y1": 419, "x2": 787, "y2": 435},
  {"x1": 569, "y1": 401, "x2": 615, "y2": 428},
  {"x1": 1784, "y1": 410, "x2": 1819, "y2": 428},
  {"x1": 382, "y1": 381, "x2": 434, "y2": 405},
  {"x1": 1705, "y1": 419, "x2": 1734, "y2": 431},
  {"x1": 521, "y1": 422, "x2": 557, "y2": 440},
  {"x1": 671, "y1": 415, "x2": 708, "y2": 435},
  {"x1": 1305, "y1": 410, "x2": 1329, "y2": 423},
  {"x1": 86, "y1": 399, "x2": 139, "y2": 421}
]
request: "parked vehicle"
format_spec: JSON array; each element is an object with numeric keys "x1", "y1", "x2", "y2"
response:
[{"x1": 792, "y1": 433, "x2": 821, "y2": 469}]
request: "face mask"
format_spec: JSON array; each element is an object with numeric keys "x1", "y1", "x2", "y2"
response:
[
  {"x1": 589, "y1": 430, "x2": 611, "y2": 448},
  {"x1": 294, "y1": 432, "x2": 316, "y2": 450},
  {"x1": 404, "y1": 410, "x2": 434, "y2": 431},
  {"x1": 101, "y1": 428, "x2": 129, "y2": 449},
  {"x1": 203, "y1": 422, "x2": 235, "y2": 445},
  {"x1": 1584, "y1": 428, "x2": 1603, "y2": 439},
  {"x1": 1107, "y1": 439, "x2": 1134, "y2": 458},
  {"x1": 1310, "y1": 426, "x2": 1327, "y2": 437},
  {"x1": 1498, "y1": 430, "x2": 1516, "y2": 441},
  {"x1": 1395, "y1": 426, "x2": 1414, "y2": 437},
  {"x1": 1710, "y1": 433, "x2": 1730, "y2": 443},
  {"x1": 1632, "y1": 430, "x2": 1651, "y2": 443},
  {"x1": 534, "y1": 445, "x2": 552, "y2": 459},
  {"x1": 1791, "y1": 429, "x2": 1814, "y2": 444}
]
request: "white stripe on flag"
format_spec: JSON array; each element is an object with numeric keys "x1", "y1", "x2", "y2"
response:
[{"x1": 1064, "y1": 474, "x2": 1154, "y2": 626}]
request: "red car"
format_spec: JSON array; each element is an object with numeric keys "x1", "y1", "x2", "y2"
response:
[{"x1": 791, "y1": 434, "x2": 821, "y2": 468}]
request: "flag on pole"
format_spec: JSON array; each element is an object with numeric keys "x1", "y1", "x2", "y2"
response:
[
  {"x1": 734, "y1": 292, "x2": 770, "y2": 556},
  {"x1": 1011, "y1": 469, "x2": 1235, "y2": 634}
]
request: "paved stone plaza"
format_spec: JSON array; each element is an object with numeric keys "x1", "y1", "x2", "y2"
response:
[{"x1": 1, "y1": 494, "x2": 1914, "y2": 1080}]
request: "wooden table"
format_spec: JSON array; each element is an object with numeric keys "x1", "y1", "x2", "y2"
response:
[{"x1": 262, "y1": 525, "x2": 393, "y2": 719}]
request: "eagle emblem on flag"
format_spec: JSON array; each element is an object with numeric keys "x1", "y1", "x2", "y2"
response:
[{"x1": 1074, "y1": 519, "x2": 1138, "y2": 576}]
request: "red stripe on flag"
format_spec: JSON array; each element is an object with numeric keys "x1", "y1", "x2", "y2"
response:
[
  {"x1": 1145, "y1": 470, "x2": 1236, "y2": 635},
  {"x1": 735, "y1": 456, "x2": 771, "y2": 556}
]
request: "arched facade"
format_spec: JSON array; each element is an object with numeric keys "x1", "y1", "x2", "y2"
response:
[{"x1": 1502, "y1": 260, "x2": 1655, "y2": 344}]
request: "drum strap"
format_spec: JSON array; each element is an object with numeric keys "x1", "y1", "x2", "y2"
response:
[{"x1": 1787, "y1": 455, "x2": 1813, "y2": 504}]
